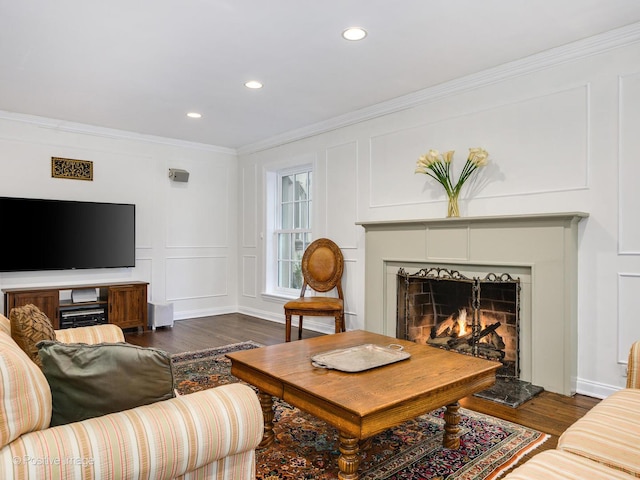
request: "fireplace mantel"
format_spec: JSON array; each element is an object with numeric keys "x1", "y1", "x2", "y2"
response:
[
  {"x1": 357, "y1": 212, "x2": 588, "y2": 396},
  {"x1": 356, "y1": 212, "x2": 588, "y2": 229}
]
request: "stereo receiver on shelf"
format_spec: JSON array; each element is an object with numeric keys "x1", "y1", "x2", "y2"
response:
[{"x1": 60, "y1": 307, "x2": 107, "y2": 329}]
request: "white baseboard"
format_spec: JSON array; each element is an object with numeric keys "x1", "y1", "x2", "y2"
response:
[
  {"x1": 575, "y1": 377, "x2": 622, "y2": 399},
  {"x1": 236, "y1": 306, "x2": 282, "y2": 324},
  {"x1": 173, "y1": 306, "x2": 236, "y2": 321}
]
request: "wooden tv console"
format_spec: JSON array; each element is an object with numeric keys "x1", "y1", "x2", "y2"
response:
[{"x1": 3, "y1": 281, "x2": 148, "y2": 331}]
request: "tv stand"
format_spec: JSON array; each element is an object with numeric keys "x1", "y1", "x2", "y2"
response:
[{"x1": 3, "y1": 281, "x2": 148, "y2": 332}]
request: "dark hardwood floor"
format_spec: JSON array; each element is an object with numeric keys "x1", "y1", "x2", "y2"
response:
[
  {"x1": 125, "y1": 313, "x2": 600, "y2": 467},
  {"x1": 125, "y1": 312, "x2": 324, "y2": 354}
]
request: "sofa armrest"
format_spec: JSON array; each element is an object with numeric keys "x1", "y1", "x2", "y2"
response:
[
  {"x1": 0, "y1": 314, "x2": 10, "y2": 336},
  {"x1": 627, "y1": 340, "x2": 640, "y2": 389},
  {"x1": 0, "y1": 383, "x2": 263, "y2": 480},
  {"x1": 54, "y1": 324, "x2": 125, "y2": 344}
]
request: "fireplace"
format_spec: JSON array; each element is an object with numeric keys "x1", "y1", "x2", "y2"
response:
[
  {"x1": 397, "y1": 267, "x2": 519, "y2": 377},
  {"x1": 396, "y1": 267, "x2": 544, "y2": 406},
  {"x1": 357, "y1": 212, "x2": 588, "y2": 396}
]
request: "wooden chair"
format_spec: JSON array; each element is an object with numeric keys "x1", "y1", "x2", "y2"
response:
[{"x1": 284, "y1": 238, "x2": 345, "y2": 342}]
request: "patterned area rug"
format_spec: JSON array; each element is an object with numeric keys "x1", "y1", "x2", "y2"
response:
[{"x1": 172, "y1": 342, "x2": 548, "y2": 480}]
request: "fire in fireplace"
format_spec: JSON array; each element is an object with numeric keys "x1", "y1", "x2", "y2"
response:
[{"x1": 397, "y1": 267, "x2": 523, "y2": 383}]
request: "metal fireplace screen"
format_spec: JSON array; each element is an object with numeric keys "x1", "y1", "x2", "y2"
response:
[{"x1": 397, "y1": 267, "x2": 520, "y2": 379}]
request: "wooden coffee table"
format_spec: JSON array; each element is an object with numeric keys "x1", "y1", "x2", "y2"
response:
[{"x1": 227, "y1": 330, "x2": 500, "y2": 480}]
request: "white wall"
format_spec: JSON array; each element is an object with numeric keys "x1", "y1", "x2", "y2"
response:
[
  {"x1": 237, "y1": 26, "x2": 640, "y2": 398},
  {"x1": 0, "y1": 116, "x2": 239, "y2": 320}
]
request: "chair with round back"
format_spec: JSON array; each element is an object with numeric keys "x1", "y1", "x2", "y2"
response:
[{"x1": 284, "y1": 238, "x2": 345, "y2": 342}]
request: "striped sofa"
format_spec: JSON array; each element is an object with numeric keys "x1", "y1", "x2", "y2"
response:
[
  {"x1": 0, "y1": 314, "x2": 264, "y2": 480},
  {"x1": 504, "y1": 341, "x2": 640, "y2": 479}
]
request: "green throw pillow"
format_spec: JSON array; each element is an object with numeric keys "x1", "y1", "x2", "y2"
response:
[{"x1": 37, "y1": 341, "x2": 175, "y2": 427}]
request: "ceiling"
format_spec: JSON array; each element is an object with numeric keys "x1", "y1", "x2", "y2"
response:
[{"x1": 1, "y1": 1, "x2": 639, "y2": 151}]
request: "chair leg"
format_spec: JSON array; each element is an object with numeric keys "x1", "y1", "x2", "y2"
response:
[
  {"x1": 298, "y1": 316, "x2": 303, "y2": 340},
  {"x1": 285, "y1": 313, "x2": 292, "y2": 342},
  {"x1": 334, "y1": 313, "x2": 341, "y2": 333}
]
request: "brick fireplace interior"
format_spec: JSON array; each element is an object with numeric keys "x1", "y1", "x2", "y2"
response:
[{"x1": 397, "y1": 267, "x2": 519, "y2": 378}]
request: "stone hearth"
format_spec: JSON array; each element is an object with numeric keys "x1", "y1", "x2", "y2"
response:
[{"x1": 357, "y1": 213, "x2": 587, "y2": 396}]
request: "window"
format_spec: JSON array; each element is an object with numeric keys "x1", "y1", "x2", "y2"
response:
[{"x1": 274, "y1": 167, "x2": 312, "y2": 293}]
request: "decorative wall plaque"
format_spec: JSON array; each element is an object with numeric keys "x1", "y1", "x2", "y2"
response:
[{"x1": 51, "y1": 157, "x2": 93, "y2": 181}]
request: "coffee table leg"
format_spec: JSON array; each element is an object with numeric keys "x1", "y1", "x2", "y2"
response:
[
  {"x1": 258, "y1": 391, "x2": 275, "y2": 448},
  {"x1": 338, "y1": 432, "x2": 360, "y2": 480},
  {"x1": 443, "y1": 401, "x2": 461, "y2": 449}
]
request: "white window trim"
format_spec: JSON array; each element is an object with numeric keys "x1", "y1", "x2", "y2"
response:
[{"x1": 264, "y1": 163, "x2": 313, "y2": 298}]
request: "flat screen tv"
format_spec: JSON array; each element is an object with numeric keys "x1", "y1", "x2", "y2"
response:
[{"x1": 0, "y1": 197, "x2": 135, "y2": 272}]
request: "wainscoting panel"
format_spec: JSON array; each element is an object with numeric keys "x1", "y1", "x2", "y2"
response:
[
  {"x1": 326, "y1": 141, "x2": 359, "y2": 248},
  {"x1": 242, "y1": 164, "x2": 258, "y2": 248},
  {"x1": 369, "y1": 85, "x2": 589, "y2": 207},
  {"x1": 342, "y1": 258, "x2": 357, "y2": 320},
  {"x1": 166, "y1": 163, "x2": 229, "y2": 248},
  {"x1": 166, "y1": 256, "x2": 228, "y2": 301},
  {"x1": 242, "y1": 255, "x2": 257, "y2": 298},
  {"x1": 618, "y1": 73, "x2": 640, "y2": 254},
  {"x1": 618, "y1": 273, "x2": 640, "y2": 364}
]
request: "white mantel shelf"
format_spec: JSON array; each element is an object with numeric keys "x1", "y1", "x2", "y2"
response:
[
  {"x1": 359, "y1": 211, "x2": 589, "y2": 396},
  {"x1": 357, "y1": 212, "x2": 589, "y2": 228}
]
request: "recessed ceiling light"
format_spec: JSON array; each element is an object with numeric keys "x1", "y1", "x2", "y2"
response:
[
  {"x1": 342, "y1": 27, "x2": 367, "y2": 41},
  {"x1": 186, "y1": 112, "x2": 202, "y2": 118},
  {"x1": 245, "y1": 80, "x2": 263, "y2": 89}
]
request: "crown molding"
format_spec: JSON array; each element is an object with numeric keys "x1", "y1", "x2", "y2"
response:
[
  {"x1": 0, "y1": 110, "x2": 236, "y2": 155},
  {"x1": 237, "y1": 21, "x2": 640, "y2": 156}
]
